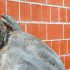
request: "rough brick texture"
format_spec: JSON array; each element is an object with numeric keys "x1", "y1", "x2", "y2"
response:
[{"x1": 0, "y1": 0, "x2": 70, "y2": 70}]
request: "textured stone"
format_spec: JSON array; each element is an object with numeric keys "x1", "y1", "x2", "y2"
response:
[{"x1": 0, "y1": 15, "x2": 66, "y2": 70}]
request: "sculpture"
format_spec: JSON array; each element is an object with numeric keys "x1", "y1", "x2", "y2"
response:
[{"x1": 0, "y1": 15, "x2": 66, "y2": 70}]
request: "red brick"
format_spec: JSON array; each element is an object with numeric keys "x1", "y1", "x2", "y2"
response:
[
  {"x1": 65, "y1": 56, "x2": 70, "y2": 69},
  {"x1": 7, "y1": 1, "x2": 19, "y2": 20},
  {"x1": 44, "y1": 41, "x2": 52, "y2": 48},
  {"x1": 59, "y1": 8, "x2": 66, "y2": 22},
  {"x1": 64, "y1": 24, "x2": 70, "y2": 38},
  {"x1": 52, "y1": 41, "x2": 60, "y2": 55},
  {"x1": 27, "y1": 0, "x2": 46, "y2": 3},
  {"x1": 67, "y1": 9, "x2": 70, "y2": 22},
  {"x1": 47, "y1": 0, "x2": 63, "y2": 6},
  {"x1": 42, "y1": 6, "x2": 50, "y2": 22},
  {"x1": 19, "y1": 23, "x2": 25, "y2": 32},
  {"x1": 60, "y1": 56, "x2": 65, "y2": 64},
  {"x1": 68, "y1": 40, "x2": 70, "y2": 54},
  {"x1": 64, "y1": 0, "x2": 70, "y2": 7},
  {"x1": 60, "y1": 40, "x2": 67, "y2": 55},
  {"x1": 27, "y1": 24, "x2": 46, "y2": 40},
  {"x1": 32, "y1": 4, "x2": 41, "y2": 21},
  {"x1": 0, "y1": 0, "x2": 6, "y2": 14},
  {"x1": 47, "y1": 24, "x2": 63, "y2": 40},
  {"x1": 51, "y1": 7, "x2": 58, "y2": 22},
  {"x1": 20, "y1": 3, "x2": 31, "y2": 21}
]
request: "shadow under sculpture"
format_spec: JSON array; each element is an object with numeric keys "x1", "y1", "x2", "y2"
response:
[{"x1": 0, "y1": 15, "x2": 66, "y2": 70}]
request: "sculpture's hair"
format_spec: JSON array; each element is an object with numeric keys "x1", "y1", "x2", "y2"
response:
[
  {"x1": 0, "y1": 20, "x2": 9, "y2": 49},
  {"x1": 1, "y1": 14, "x2": 21, "y2": 31},
  {"x1": 0, "y1": 14, "x2": 21, "y2": 49}
]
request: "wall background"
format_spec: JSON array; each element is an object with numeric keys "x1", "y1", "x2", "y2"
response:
[{"x1": 0, "y1": 0, "x2": 70, "y2": 70}]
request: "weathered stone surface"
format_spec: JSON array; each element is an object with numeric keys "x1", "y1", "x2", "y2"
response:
[{"x1": 0, "y1": 15, "x2": 66, "y2": 70}]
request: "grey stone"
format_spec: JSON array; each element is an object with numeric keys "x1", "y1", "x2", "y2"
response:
[{"x1": 0, "y1": 15, "x2": 66, "y2": 70}]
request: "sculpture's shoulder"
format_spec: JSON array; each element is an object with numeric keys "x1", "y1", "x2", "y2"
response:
[
  {"x1": 9, "y1": 31, "x2": 33, "y2": 40},
  {"x1": 0, "y1": 31, "x2": 37, "y2": 53},
  {"x1": 8, "y1": 31, "x2": 40, "y2": 47}
]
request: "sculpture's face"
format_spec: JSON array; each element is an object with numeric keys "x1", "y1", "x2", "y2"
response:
[{"x1": 0, "y1": 20, "x2": 7, "y2": 49}]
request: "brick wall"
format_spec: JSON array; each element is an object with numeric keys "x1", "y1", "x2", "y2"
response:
[{"x1": 0, "y1": 0, "x2": 70, "y2": 70}]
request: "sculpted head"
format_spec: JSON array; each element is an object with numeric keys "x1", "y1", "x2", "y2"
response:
[
  {"x1": 0, "y1": 14, "x2": 21, "y2": 31},
  {"x1": 0, "y1": 14, "x2": 21, "y2": 49},
  {"x1": 0, "y1": 19, "x2": 7, "y2": 49}
]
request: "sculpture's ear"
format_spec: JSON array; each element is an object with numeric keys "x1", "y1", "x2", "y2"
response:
[{"x1": 0, "y1": 14, "x2": 21, "y2": 31}]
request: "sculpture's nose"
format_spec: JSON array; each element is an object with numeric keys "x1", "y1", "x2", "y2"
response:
[{"x1": 0, "y1": 14, "x2": 21, "y2": 31}]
